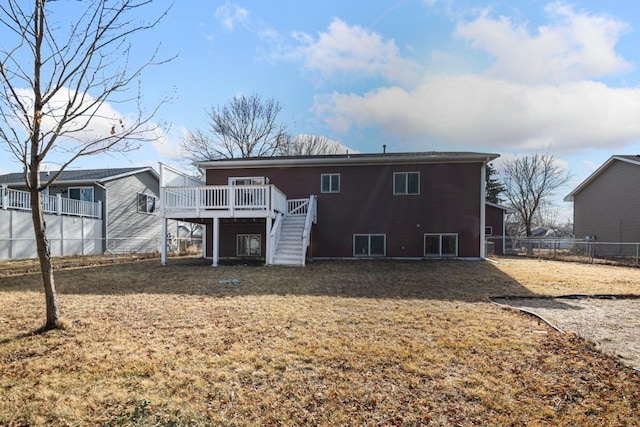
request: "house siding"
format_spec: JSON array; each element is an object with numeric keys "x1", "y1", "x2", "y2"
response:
[
  {"x1": 574, "y1": 160, "x2": 640, "y2": 243},
  {"x1": 485, "y1": 205, "x2": 506, "y2": 255},
  {"x1": 205, "y1": 161, "x2": 483, "y2": 259},
  {"x1": 104, "y1": 171, "x2": 163, "y2": 253}
]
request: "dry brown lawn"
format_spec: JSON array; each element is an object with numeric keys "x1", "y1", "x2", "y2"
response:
[{"x1": 1, "y1": 256, "x2": 639, "y2": 426}]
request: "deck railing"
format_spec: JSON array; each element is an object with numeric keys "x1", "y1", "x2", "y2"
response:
[
  {"x1": 161, "y1": 184, "x2": 287, "y2": 215},
  {"x1": 287, "y1": 198, "x2": 310, "y2": 216},
  {"x1": 0, "y1": 185, "x2": 102, "y2": 219}
]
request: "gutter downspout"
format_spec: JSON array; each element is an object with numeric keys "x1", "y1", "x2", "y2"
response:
[
  {"x1": 480, "y1": 160, "x2": 487, "y2": 259},
  {"x1": 94, "y1": 181, "x2": 108, "y2": 254}
]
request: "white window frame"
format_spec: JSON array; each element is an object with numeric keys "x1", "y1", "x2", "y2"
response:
[
  {"x1": 485, "y1": 226, "x2": 493, "y2": 236},
  {"x1": 228, "y1": 177, "x2": 265, "y2": 185},
  {"x1": 68, "y1": 186, "x2": 94, "y2": 202},
  {"x1": 137, "y1": 193, "x2": 157, "y2": 214},
  {"x1": 237, "y1": 234, "x2": 261, "y2": 256},
  {"x1": 424, "y1": 233, "x2": 458, "y2": 257},
  {"x1": 393, "y1": 172, "x2": 420, "y2": 195},
  {"x1": 321, "y1": 173, "x2": 340, "y2": 193},
  {"x1": 353, "y1": 234, "x2": 386, "y2": 257}
]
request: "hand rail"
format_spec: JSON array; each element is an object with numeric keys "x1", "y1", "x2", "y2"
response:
[
  {"x1": 301, "y1": 195, "x2": 317, "y2": 266},
  {"x1": 268, "y1": 212, "x2": 284, "y2": 264}
]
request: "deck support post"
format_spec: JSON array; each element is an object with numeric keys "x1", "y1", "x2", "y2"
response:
[
  {"x1": 161, "y1": 218, "x2": 168, "y2": 265},
  {"x1": 212, "y1": 217, "x2": 219, "y2": 267},
  {"x1": 265, "y1": 216, "x2": 272, "y2": 265}
]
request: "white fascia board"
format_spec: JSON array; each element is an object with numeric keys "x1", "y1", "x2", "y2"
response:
[
  {"x1": 196, "y1": 153, "x2": 500, "y2": 170},
  {"x1": 98, "y1": 167, "x2": 159, "y2": 183}
]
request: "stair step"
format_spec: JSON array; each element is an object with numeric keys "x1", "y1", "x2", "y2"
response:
[{"x1": 271, "y1": 214, "x2": 310, "y2": 266}]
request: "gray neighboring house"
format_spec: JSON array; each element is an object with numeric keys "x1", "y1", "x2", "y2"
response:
[
  {"x1": 564, "y1": 155, "x2": 640, "y2": 244},
  {"x1": 0, "y1": 167, "x2": 165, "y2": 258}
]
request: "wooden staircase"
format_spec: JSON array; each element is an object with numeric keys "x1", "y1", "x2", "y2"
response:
[{"x1": 272, "y1": 215, "x2": 306, "y2": 266}]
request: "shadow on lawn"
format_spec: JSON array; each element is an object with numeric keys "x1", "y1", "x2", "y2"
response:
[{"x1": 0, "y1": 257, "x2": 580, "y2": 308}]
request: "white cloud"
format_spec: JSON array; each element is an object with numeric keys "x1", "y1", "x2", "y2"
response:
[
  {"x1": 289, "y1": 18, "x2": 421, "y2": 85},
  {"x1": 152, "y1": 126, "x2": 187, "y2": 161},
  {"x1": 314, "y1": 74, "x2": 640, "y2": 153},
  {"x1": 3, "y1": 87, "x2": 167, "y2": 161},
  {"x1": 456, "y1": 3, "x2": 631, "y2": 83},
  {"x1": 310, "y1": 3, "x2": 640, "y2": 156},
  {"x1": 214, "y1": 2, "x2": 249, "y2": 31}
]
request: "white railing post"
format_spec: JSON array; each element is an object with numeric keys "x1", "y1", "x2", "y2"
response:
[
  {"x1": 229, "y1": 187, "x2": 235, "y2": 215},
  {"x1": 1, "y1": 185, "x2": 7, "y2": 209},
  {"x1": 195, "y1": 187, "x2": 201, "y2": 217},
  {"x1": 56, "y1": 194, "x2": 62, "y2": 215}
]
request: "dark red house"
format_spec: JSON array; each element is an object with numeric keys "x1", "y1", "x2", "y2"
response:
[
  {"x1": 484, "y1": 202, "x2": 512, "y2": 256},
  {"x1": 159, "y1": 151, "x2": 499, "y2": 266}
]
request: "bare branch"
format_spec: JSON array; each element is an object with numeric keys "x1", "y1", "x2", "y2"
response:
[
  {"x1": 0, "y1": 0, "x2": 173, "y2": 330},
  {"x1": 500, "y1": 153, "x2": 571, "y2": 237},
  {"x1": 181, "y1": 93, "x2": 289, "y2": 161}
]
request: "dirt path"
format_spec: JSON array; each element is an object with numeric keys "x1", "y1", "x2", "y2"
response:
[{"x1": 494, "y1": 297, "x2": 640, "y2": 370}]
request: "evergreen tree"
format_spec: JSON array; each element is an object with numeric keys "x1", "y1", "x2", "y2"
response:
[{"x1": 486, "y1": 163, "x2": 505, "y2": 204}]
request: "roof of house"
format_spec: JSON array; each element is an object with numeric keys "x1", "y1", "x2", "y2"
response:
[
  {"x1": 0, "y1": 167, "x2": 158, "y2": 186},
  {"x1": 486, "y1": 201, "x2": 514, "y2": 212},
  {"x1": 195, "y1": 151, "x2": 500, "y2": 169},
  {"x1": 564, "y1": 155, "x2": 640, "y2": 202}
]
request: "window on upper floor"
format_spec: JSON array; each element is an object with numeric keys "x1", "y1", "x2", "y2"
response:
[
  {"x1": 393, "y1": 172, "x2": 420, "y2": 195},
  {"x1": 321, "y1": 173, "x2": 340, "y2": 193},
  {"x1": 68, "y1": 186, "x2": 94, "y2": 202},
  {"x1": 137, "y1": 193, "x2": 156, "y2": 214}
]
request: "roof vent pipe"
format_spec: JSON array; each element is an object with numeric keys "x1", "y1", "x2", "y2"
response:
[{"x1": 383, "y1": 144, "x2": 387, "y2": 154}]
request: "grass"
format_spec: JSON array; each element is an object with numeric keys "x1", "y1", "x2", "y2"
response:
[{"x1": 1, "y1": 257, "x2": 639, "y2": 426}]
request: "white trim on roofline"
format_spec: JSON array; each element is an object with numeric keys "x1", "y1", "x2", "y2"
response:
[
  {"x1": 195, "y1": 152, "x2": 499, "y2": 169},
  {"x1": 485, "y1": 201, "x2": 514, "y2": 212},
  {"x1": 0, "y1": 167, "x2": 158, "y2": 187},
  {"x1": 97, "y1": 167, "x2": 159, "y2": 183},
  {"x1": 563, "y1": 155, "x2": 640, "y2": 202}
]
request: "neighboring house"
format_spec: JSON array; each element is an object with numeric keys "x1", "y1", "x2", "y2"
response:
[
  {"x1": 0, "y1": 167, "x2": 165, "y2": 259},
  {"x1": 159, "y1": 151, "x2": 499, "y2": 266},
  {"x1": 564, "y1": 155, "x2": 640, "y2": 246},
  {"x1": 485, "y1": 202, "x2": 511, "y2": 255}
]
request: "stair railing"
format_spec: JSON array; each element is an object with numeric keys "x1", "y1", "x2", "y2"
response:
[
  {"x1": 301, "y1": 195, "x2": 317, "y2": 266},
  {"x1": 268, "y1": 212, "x2": 284, "y2": 264}
]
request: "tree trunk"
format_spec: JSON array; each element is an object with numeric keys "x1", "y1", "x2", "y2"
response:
[{"x1": 30, "y1": 188, "x2": 60, "y2": 330}]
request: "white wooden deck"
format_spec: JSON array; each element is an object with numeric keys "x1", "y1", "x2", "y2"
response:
[
  {"x1": 160, "y1": 184, "x2": 288, "y2": 219},
  {"x1": 0, "y1": 185, "x2": 102, "y2": 219},
  {"x1": 158, "y1": 163, "x2": 317, "y2": 266}
]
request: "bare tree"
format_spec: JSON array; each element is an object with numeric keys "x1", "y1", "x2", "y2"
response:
[
  {"x1": 500, "y1": 153, "x2": 570, "y2": 237},
  {"x1": 278, "y1": 134, "x2": 342, "y2": 156},
  {"x1": 0, "y1": 0, "x2": 172, "y2": 330},
  {"x1": 182, "y1": 93, "x2": 289, "y2": 161}
]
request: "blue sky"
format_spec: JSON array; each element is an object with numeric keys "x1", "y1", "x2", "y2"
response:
[{"x1": 3, "y1": 0, "x2": 640, "y2": 220}]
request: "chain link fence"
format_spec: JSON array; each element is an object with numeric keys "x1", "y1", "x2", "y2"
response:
[{"x1": 505, "y1": 238, "x2": 640, "y2": 267}]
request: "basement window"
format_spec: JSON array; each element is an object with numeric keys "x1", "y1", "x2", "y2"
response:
[
  {"x1": 424, "y1": 234, "x2": 458, "y2": 257},
  {"x1": 237, "y1": 234, "x2": 261, "y2": 256},
  {"x1": 353, "y1": 234, "x2": 386, "y2": 257}
]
